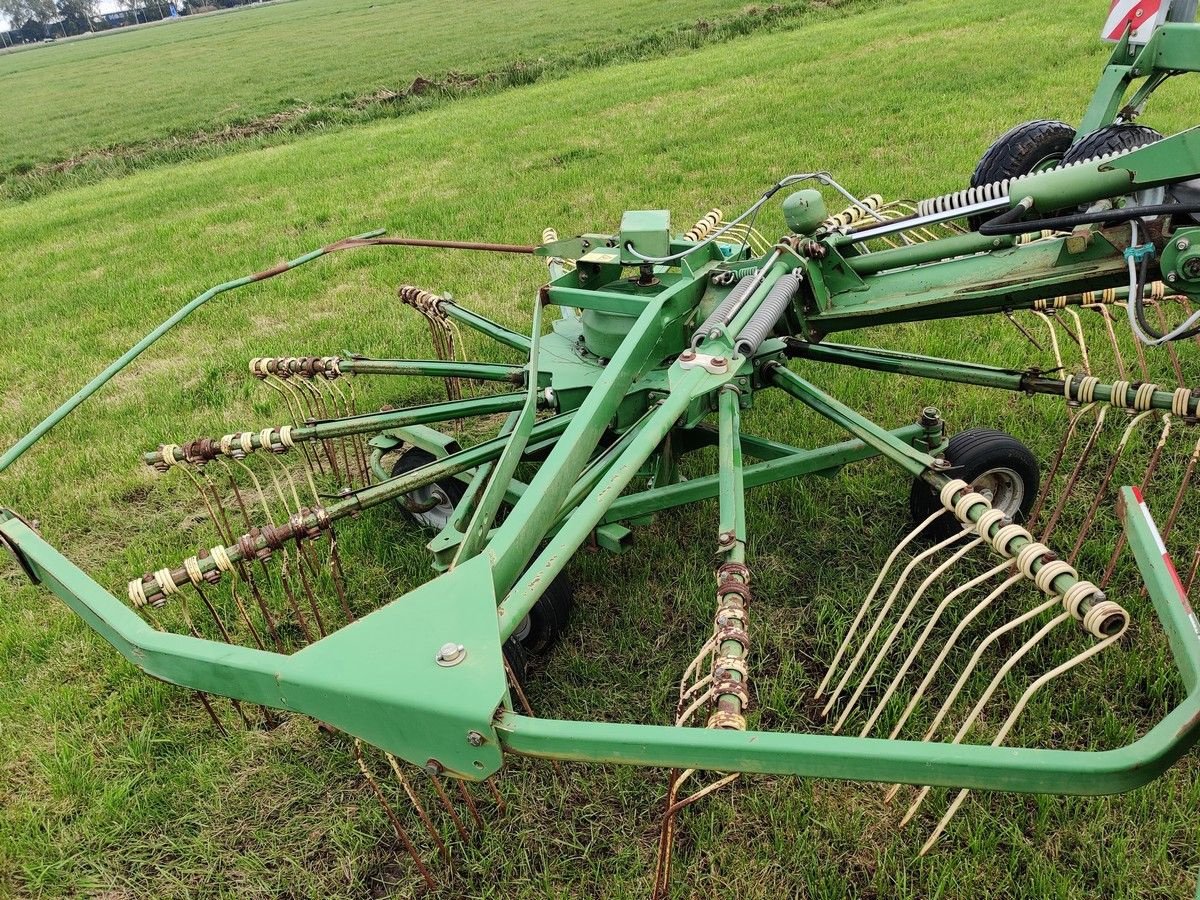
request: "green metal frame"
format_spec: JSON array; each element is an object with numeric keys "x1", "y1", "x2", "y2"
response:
[
  {"x1": 5, "y1": 19, "x2": 1200, "y2": 846},
  {"x1": 1078, "y1": 22, "x2": 1200, "y2": 138}
]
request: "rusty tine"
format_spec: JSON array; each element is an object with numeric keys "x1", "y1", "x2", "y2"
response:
[
  {"x1": 141, "y1": 607, "x2": 231, "y2": 736},
  {"x1": 385, "y1": 753, "x2": 451, "y2": 867},
  {"x1": 503, "y1": 655, "x2": 563, "y2": 777},
  {"x1": 455, "y1": 780, "x2": 484, "y2": 830},
  {"x1": 191, "y1": 582, "x2": 234, "y2": 644},
  {"x1": 651, "y1": 770, "x2": 683, "y2": 900},
  {"x1": 1101, "y1": 422, "x2": 1182, "y2": 588},
  {"x1": 353, "y1": 742, "x2": 437, "y2": 892},
  {"x1": 1027, "y1": 404, "x2": 1092, "y2": 529},
  {"x1": 326, "y1": 531, "x2": 356, "y2": 624},
  {"x1": 195, "y1": 691, "x2": 228, "y2": 737},
  {"x1": 1040, "y1": 407, "x2": 1107, "y2": 544},
  {"x1": 218, "y1": 464, "x2": 285, "y2": 650},
  {"x1": 1153, "y1": 304, "x2": 1187, "y2": 387},
  {"x1": 1066, "y1": 412, "x2": 1153, "y2": 565},
  {"x1": 292, "y1": 550, "x2": 328, "y2": 638},
  {"x1": 427, "y1": 771, "x2": 471, "y2": 842},
  {"x1": 1185, "y1": 543, "x2": 1200, "y2": 598},
  {"x1": 1004, "y1": 310, "x2": 1044, "y2": 350},
  {"x1": 483, "y1": 777, "x2": 506, "y2": 814}
]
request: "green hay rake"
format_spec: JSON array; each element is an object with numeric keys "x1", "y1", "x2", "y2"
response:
[{"x1": 6, "y1": 7, "x2": 1200, "y2": 894}]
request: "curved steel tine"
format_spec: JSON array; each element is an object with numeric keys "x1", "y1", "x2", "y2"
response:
[
  {"x1": 822, "y1": 525, "x2": 970, "y2": 718},
  {"x1": 814, "y1": 509, "x2": 949, "y2": 699},
  {"x1": 919, "y1": 613, "x2": 1128, "y2": 853},
  {"x1": 858, "y1": 560, "x2": 1011, "y2": 739},
  {"x1": 832, "y1": 538, "x2": 983, "y2": 733}
]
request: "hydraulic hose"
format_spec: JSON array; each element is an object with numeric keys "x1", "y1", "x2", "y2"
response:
[{"x1": 978, "y1": 202, "x2": 1200, "y2": 236}]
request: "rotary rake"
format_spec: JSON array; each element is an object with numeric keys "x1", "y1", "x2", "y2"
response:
[{"x1": 6, "y1": 7, "x2": 1200, "y2": 895}]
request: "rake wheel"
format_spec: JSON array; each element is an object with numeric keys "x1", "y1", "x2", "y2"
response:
[{"x1": 909, "y1": 428, "x2": 1039, "y2": 540}]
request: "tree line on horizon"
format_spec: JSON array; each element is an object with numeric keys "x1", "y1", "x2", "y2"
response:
[{"x1": 0, "y1": 0, "x2": 269, "y2": 44}]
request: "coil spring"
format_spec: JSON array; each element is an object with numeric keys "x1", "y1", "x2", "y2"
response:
[
  {"x1": 692, "y1": 276, "x2": 758, "y2": 345},
  {"x1": 915, "y1": 149, "x2": 1130, "y2": 217},
  {"x1": 821, "y1": 194, "x2": 884, "y2": 230},
  {"x1": 398, "y1": 284, "x2": 444, "y2": 314},
  {"x1": 249, "y1": 356, "x2": 342, "y2": 379},
  {"x1": 712, "y1": 265, "x2": 761, "y2": 286},
  {"x1": 734, "y1": 271, "x2": 803, "y2": 356},
  {"x1": 542, "y1": 227, "x2": 558, "y2": 244},
  {"x1": 684, "y1": 208, "x2": 723, "y2": 242}
]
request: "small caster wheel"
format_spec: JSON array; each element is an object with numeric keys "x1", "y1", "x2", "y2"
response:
[
  {"x1": 391, "y1": 447, "x2": 466, "y2": 530},
  {"x1": 909, "y1": 428, "x2": 1039, "y2": 542},
  {"x1": 512, "y1": 575, "x2": 574, "y2": 654},
  {"x1": 502, "y1": 638, "x2": 530, "y2": 692}
]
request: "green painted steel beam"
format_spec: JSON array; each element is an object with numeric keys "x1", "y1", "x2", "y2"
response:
[
  {"x1": 0, "y1": 228, "x2": 387, "y2": 476},
  {"x1": 484, "y1": 273, "x2": 702, "y2": 597},
  {"x1": 1078, "y1": 23, "x2": 1200, "y2": 136},
  {"x1": 441, "y1": 302, "x2": 533, "y2": 353},
  {"x1": 0, "y1": 515, "x2": 507, "y2": 779},
  {"x1": 1118, "y1": 486, "x2": 1200, "y2": 693},
  {"x1": 810, "y1": 231, "x2": 1134, "y2": 334},
  {"x1": 767, "y1": 363, "x2": 936, "y2": 477},
  {"x1": 496, "y1": 365, "x2": 715, "y2": 640},
  {"x1": 784, "y1": 340, "x2": 1028, "y2": 392},
  {"x1": 340, "y1": 357, "x2": 526, "y2": 385},
  {"x1": 717, "y1": 386, "x2": 746, "y2": 554},
  {"x1": 455, "y1": 300, "x2": 545, "y2": 563},
  {"x1": 494, "y1": 698, "x2": 1200, "y2": 794},
  {"x1": 602, "y1": 425, "x2": 927, "y2": 523},
  {"x1": 845, "y1": 232, "x2": 1017, "y2": 277},
  {"x1": 146, "y1": 392, "x2": 536, "y2": 465}
]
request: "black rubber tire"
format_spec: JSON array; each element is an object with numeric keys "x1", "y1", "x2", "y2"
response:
[
  {"x1": 391, "y1": 447, "x2": 466, "y2": 529},
  {"x1": 502, "y1": 638, "x2": 530, "y2": 693},
  {"x1": 1061, "y1": 125, "x2": 1163, "y2": 214},
  {"x1": 513, "y1": 575, "x2": 574, "y2": 654},
  {"x1": 1062, "y1": 123, "x2": 1163, "y2": 167},
  {"x1": 968, "y1": 120, "x2": 1076, "y2": 229},
  {"x1": 909, "y1": 428, "x2": 1039, "y2": 542}
]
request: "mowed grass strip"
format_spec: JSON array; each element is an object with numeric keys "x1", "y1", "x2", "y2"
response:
[
  {"x1": 0, "y1": 0, "x2": 856, "y2": 190},
  {"x1": 1, "y1": 0, "x2": 1198, "y2": 897}
]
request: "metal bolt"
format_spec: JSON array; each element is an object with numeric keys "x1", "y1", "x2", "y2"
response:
[
  {"x1": 1167, "y1": 272, "x2": 1179, "y2": 283},
  {"x1": 712, "y1": 357, "x2": 727, "y2": 367},
  {"x1": 1177, "y1": 238, "x2": 1191, "y2": 252},
  {"x1": 718, "y1": 531, "x2": 735, "y2": 546},
  {"x1": 919, "y1": 406, "x2": 941, "y2": 427},
  {"x1": 424, "y1": 759, "x2": 443, "y2": 776},
  {"x1": 467, "y1": 731, "x2": 484, "y2": 747},
  {"x1": 680, "y1": 349, "x2": 696, "y2": 361},
  {"x1": 436, "y1": 642, "x2": 466, "y2": 666}
]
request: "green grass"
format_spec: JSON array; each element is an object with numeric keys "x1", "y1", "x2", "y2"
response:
[
  {"x1": 2, "y1": 0, "x2": 1200, "y2": 897},
  {"x1": 0, "y1": 0, "x2": 818, "y2": 189}
]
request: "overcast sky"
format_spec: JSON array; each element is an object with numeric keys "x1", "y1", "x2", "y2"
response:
[{"x1": 3, "y1": 1, "x2": 129, "y2": 32}]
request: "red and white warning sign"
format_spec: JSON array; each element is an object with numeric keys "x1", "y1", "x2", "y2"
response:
[{"x1": 1102, "y1": 0, "x2": 1169, "y2": 44}]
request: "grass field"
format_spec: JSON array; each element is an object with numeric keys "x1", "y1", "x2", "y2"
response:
[
  {"x1": 1, "y1": 0, "x2": 1199, "y2": 897},
  {"x1": 0, "y1": 0, "x2": 826, "y2": 195}
]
